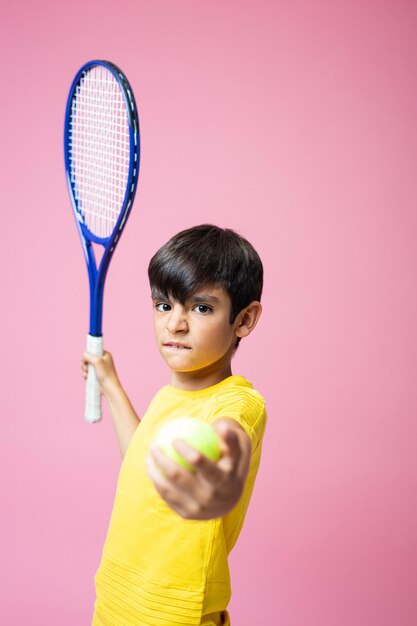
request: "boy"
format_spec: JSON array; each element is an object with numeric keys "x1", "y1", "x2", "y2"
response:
[{"x1": 82, "y1": 224, "x2": 267, "y2": 626}]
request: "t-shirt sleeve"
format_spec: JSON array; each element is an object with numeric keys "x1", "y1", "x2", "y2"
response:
[{"x1": 209, "y1": 386, "x2": 267, "y2": 452}]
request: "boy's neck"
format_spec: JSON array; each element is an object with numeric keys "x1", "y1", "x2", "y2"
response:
[{"x1": 169, "y1": 362, "x2": 233, "y2": 391}]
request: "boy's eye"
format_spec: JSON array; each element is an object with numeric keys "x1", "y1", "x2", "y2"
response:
[
  {"x1": 193, "y1": 304, "x2": 213, "y2": 314},
  {"x1": 155, "y1": 303, "x2": 171, "y2": 312}
]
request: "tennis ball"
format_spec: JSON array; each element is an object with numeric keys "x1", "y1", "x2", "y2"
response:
[{"x1": 153, "y1": 417, "x2": 221, "y2": 472}]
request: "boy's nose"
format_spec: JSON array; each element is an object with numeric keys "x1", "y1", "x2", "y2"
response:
[{"x1": 166, "y1": 307, "x2": 188, "y2": 333}]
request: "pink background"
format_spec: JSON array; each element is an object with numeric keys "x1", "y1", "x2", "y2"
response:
[{"x1": 1, "y1": 1, "x2": 417, "y2": 624}]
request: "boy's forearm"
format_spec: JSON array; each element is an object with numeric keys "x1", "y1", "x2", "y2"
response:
[{"x1": 104, "y1": 381, "x2": 141, "y2": 458}]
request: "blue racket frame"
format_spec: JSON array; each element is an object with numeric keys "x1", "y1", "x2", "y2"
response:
[{"x1": 64, "y1": 60, "x2": 140, "y2": 337}]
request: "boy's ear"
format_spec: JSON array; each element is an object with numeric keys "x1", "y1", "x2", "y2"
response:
[{"x1": 235, "y1": 301, "x2": 262, "y2": 339}]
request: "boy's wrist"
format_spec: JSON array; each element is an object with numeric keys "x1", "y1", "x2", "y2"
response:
[{"x1": 102, "y1": 376, "x2": 124, "y2": 401}]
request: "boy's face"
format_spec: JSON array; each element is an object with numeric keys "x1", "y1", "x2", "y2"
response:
[{"x1": 152, "y1": 285, "x2": 240, "y2": 386}]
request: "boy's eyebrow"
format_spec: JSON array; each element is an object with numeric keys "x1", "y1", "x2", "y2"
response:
[{"x1": 150, "y1": 292, "x2": 221, "y2": 303}]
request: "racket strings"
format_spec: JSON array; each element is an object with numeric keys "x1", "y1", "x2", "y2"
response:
[{"x1": 69, "y1": 65, "x2": 131, "y2": 238}]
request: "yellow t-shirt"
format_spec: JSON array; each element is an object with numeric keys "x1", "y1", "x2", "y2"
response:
[{"x1": 92, "y1": 375, "x2": 267, "y2": 626}]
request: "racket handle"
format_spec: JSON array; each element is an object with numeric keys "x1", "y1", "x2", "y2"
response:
[{"x1": 85, "y1": 334, "x2": 104, "y2": 423}]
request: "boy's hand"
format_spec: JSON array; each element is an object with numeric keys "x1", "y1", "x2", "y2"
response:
[
  {"x1": 146, "y1": 419, "x2": 252, "y2": 520},
  {"x1": 81, "y1": 350, "x2": 121, "y2": 398}
]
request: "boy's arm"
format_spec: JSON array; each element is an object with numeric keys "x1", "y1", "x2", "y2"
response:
[
  {"x1": 82, "y1": 351, "x2": 140, "y2": 458},
  {"x1": 147, "y1": 418, "x2": 252, "y2": 520}
]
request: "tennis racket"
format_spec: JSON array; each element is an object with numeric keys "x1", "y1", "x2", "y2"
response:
[{"x1": 64, "y1": 60, "x2": 140, "y2": 423}]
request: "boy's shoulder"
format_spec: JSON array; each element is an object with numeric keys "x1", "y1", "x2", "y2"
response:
[
  {"x1": 211, "y1": 375, "x2": 267, "y2": 444},
  {"x1": 213, "y1": 374, "x2": 265, "y2": 402}
]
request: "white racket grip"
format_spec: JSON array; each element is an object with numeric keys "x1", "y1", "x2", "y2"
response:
[{"x1": 85, "y1": 334, "x2": 104, "y2": 423}]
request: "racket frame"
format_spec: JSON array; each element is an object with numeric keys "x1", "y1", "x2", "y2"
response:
[{"x1": 64, "y1": 59, "x2": 140, "y2": 337}]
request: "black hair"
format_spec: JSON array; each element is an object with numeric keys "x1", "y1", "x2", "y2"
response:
[{"x1": 148, "y1": 224, "x2": 263, "y2": 345}]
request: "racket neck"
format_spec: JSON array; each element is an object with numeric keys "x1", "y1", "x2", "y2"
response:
[{"x1": 85, "y1": 241, "x2": 111, "y2": 336}]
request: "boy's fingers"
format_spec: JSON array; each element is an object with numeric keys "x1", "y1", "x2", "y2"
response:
[
  {"x1": 146, "y1": 456, "x2": 183, "y2": 499},
  {"x1": 147, "y1": 449, "x2": 199, "y2": 501},
  {"x1": 171, "y1": 440, "x2": 224, "y2": 482},
  {"x1": 82, "y1": 351, "x2": 100, "y2": 365}
]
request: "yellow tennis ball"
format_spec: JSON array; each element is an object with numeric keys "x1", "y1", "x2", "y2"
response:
[{"x1": 153, "y1": 417, "x2": 221, "y2": 472}]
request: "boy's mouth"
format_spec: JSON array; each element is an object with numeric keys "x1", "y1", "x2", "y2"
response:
[{"x1": 163, "y1": 342, "x2": 191, "y2": 349}]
